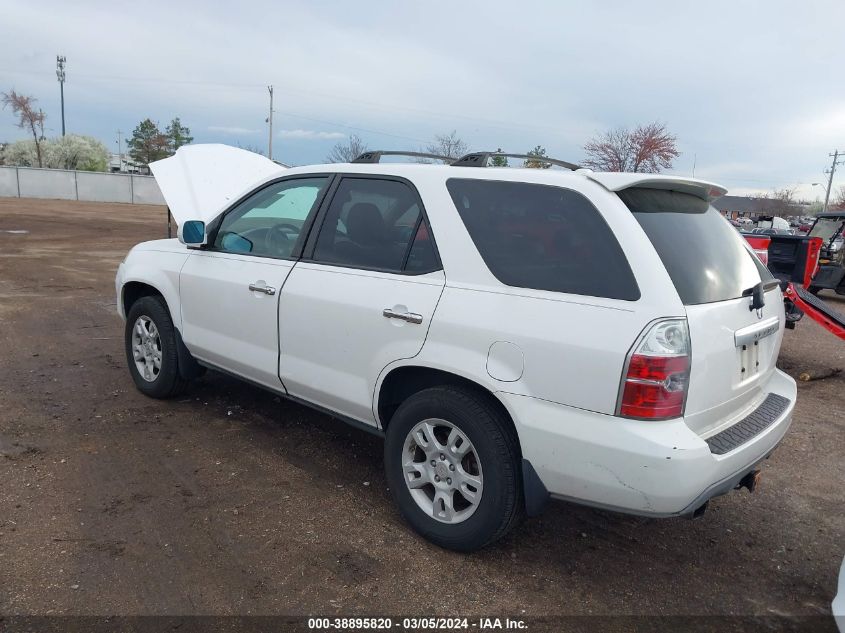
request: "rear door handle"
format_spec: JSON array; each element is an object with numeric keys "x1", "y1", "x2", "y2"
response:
[
  {"x1": 383, "y1": 308, "x2": 423, "y2": 324},
  {"x1": 249, "y1": 282, "x2": 276, "y2": 295}
]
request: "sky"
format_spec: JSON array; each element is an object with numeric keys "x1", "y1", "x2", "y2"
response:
[{"x1": 1, "y1": 0, "x2": 843, "y2": 200}]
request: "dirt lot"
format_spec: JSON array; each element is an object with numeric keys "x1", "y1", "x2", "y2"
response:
[{"x1": 1, "y1": 198, "x2": 843, "y2": 627}]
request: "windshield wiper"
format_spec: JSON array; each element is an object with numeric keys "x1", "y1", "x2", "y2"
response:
[{"x1": 743, "y1": 279, "x2": 782, "y2": 312}]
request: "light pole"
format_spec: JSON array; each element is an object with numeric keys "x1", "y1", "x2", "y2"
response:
[
  {"x1": 56, "y1": 55, "x2": 66, "y2": 136},
  {"x1": 266, "y1": 85, "x2": 274, "y2": 160},
  {"x1": 116, "y1": 130, "x2": 123, "y2": 173},
  {"x1": 822, "y1": 150, "x2": 844, "y2": 213}
]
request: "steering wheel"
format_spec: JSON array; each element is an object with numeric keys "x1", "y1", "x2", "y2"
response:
[{"x1": 264, "y1": 223, "x2": 299, "y2": 256}]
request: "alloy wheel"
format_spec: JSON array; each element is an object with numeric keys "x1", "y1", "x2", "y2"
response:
[
  {"x1": 402, "y1": 418, "x2": 484, "y2": 524},
  {"x1": 131, "y1": 315, "x2": 162, "y2": 382}
]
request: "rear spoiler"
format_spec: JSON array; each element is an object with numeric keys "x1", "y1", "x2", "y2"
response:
[{"x1": 580, "y1": 171, "x2": 728, "y2": 203}]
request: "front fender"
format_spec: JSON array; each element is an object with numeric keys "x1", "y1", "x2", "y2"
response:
[{"x1": 116, "y1": 247, "x2": 190, "y2": 329}]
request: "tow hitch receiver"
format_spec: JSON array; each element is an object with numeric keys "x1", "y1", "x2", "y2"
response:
[{"x1": 736, "y1": 469, "x2": 762, "y2": 493}]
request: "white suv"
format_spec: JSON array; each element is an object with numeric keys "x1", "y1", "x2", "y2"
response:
[{"x1": 116, "y1": 145, "x2": 797, "y2": 551}]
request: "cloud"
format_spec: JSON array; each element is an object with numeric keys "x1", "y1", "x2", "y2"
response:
[
  {"x1": 208, "y1": 126, "x2": 261, "y2": 135},
  {"x1": 278, "y1": 129, "x2": 345, "y2": 140},
  {"x1": 1, "y1": 0, "x2": 843, "y2": 185}
]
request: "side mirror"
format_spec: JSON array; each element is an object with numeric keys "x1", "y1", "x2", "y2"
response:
[{"x1": 177, "y1": 220, "x2": 207, "y2": 248}]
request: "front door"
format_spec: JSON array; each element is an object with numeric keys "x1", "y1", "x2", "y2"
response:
[
  {"x1": 278, "y1": 176, "x2": 445, "y2": 425},
  {"x1": 179, "y1": 175, "x2": 332, "y2": 390}
]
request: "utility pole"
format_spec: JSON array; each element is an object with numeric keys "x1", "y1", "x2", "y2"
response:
[
  {"x1": 822, "y1": 150, "x2": 844, "y2": 213},
  {"x1": 267, "y1": 85, "x2": 274, "y2": 160},
  {"x1": 116, "y1": 130, "x2": 122, "y2": 173},
  {"x1": 56, "y1": 55, "x2": 67, "y2": 136}
]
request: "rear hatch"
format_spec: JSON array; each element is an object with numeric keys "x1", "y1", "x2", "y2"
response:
[{"x1": 618, "y1": 188, "x2": 784, "y2": 437}]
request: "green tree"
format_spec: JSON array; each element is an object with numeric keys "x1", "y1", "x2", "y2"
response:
[
  {"x1": 1, "y1": 139, "x2": 39, "y2": 166},
  {"x1": 2, "y1": 135, "x2": 110, "y2": 170},
  {"x1": 46, "y1": 134, "x2": 109, "y2": 171},
  {"x1": 490, "y1": 147, "x2": 508, "y2": 167},
  {"x1": 524, "y1": 145, "x2": 550, "y2": 168},
  {"x1": 127, "y1": 119, "x2": 170, "y2": 169},
  {"x1": 166, "y1": 117, "x2": 193, "y2": 152}
]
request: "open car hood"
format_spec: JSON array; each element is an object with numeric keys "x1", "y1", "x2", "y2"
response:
[
  {"x1": 580, "y1": 171, "x2": 728, "y2": 203},
  {"x1": 150, "y1": 144, "x2": 286, "y2": 226}
]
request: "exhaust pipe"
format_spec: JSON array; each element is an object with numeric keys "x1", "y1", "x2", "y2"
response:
[
  {"x1": 690, "y1": 501, "x2": 708, "y2": 519},
  {"x1": 736, "y1": 469, "x2": 762, "y2": 493}
]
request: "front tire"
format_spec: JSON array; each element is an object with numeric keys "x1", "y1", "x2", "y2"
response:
[
  {"x1": 124, "y1": 296, "x2": 188, "y2": 398},
  {"x1": 384, "y1": 386, "x2": 522, "y2": 551}
]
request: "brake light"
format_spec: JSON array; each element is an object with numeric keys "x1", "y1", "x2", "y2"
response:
[{"x1": 618, "y1": 319, "x2": 690, "y2": 420}]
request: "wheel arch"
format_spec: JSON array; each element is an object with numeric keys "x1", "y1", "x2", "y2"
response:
[
  {"x1": 119, "y1": 267, "x2": 183, "y2": 330},
  {"x1": 120, "y1": 278, "x2": 203, "y2": 380},
  {"x1": 376, "y1": 364, "x2": 519, "y2": 449}
]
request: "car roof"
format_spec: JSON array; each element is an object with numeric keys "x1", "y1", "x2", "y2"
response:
[
  {"x1": 283, "y1": 162, "x2": 728, "y2": 202},
  {"x1": 815, "y1": 212, "x2": 845, "y2": 219}
]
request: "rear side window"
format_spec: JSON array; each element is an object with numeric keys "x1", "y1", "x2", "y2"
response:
[
  {"x1": 446, "y1": 179, "x2": 639, "y2": 300},
  {"x1": 313, "y1": 177, "x2": 439, "y2": 274},
  {"x1": 618, "y1": 188, "x2": 771, "y2": 305}
]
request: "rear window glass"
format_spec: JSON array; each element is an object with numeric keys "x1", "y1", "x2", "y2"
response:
[
  {"x1": 446, "y1": 179, "x2": 639, "y2": 300},
  {"x1": 618, "y1": 188, "x2": 770, "y2": 305}
]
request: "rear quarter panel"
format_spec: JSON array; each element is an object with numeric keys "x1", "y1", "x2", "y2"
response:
[{"x1": 406, "y1": 172, "x2": 686, "y2": 416}]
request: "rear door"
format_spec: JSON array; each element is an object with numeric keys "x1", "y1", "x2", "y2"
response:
[
  {"x1": 619, "y1": 188, "x2": 784, "y2": 436},
  {"x1": 278, "y1": 176, "x2": 445, "y2": 425}
]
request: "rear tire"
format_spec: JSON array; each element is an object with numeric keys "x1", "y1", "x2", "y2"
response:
[
  {"x1": 124, "y1": 296, "x2": 189, "y2": 399},
  {"x1": 384, "y1": 386, "x2": 522, "y2": 551}
]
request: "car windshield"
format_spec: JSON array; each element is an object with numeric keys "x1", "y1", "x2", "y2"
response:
[
  {"x1": 618, "y1": 188, "x2": 771, "y2": 305},
  {"x1": 810, "y1": 217, "x2": 845, "y2": 243}
]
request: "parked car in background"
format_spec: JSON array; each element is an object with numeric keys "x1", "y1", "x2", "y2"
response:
[
  {"x1": 116, "y1": 145, "x2": 797, "y2": 551},
  {"x1": 807, "y1": 213, "x2": 845, "y2": 295}
]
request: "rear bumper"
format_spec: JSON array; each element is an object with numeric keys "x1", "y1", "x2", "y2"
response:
[{"x1": 499, "y1": 368, "x2": 797, "y2": 516}]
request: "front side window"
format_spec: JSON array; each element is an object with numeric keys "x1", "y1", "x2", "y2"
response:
[
  {"x1": 446, "y1": 178, "x2": 640, "y2": 300},
  {"x1": 313, "y1": 178, "x2": 438, "y2": 273},
  {"x1": 214, "y1": 177, "x2": 329, "y2": 258}
]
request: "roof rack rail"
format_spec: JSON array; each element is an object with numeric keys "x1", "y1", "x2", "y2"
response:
[
  {"x1": 451, "y1": 152, "x2": 581, "y2": 171},
  {"x1": 352, "y1": 151, "x2": 454, "y2": 164}
]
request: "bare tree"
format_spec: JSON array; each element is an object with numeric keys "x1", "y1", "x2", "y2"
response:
[
  {"x1": 426, "y1": 130, "x2": 468, "y2": 162},
  {"x1": 753, "y1": 187, "x2": 799, "y2": 217},
  {"x1": 583, "y1": 122, "x2": 679, "y2": 173},
  {"x1": 833, "y1": 185, "x2": 845, "y2": 211},
  {"x1": 326, "y1": 134, "x2": 368, "y2": 163},
  {"x1": 2, "y1": 90, "x2": 46, "y2": 167}
]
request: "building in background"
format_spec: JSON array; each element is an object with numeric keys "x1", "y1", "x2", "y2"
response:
[{"x1": 108, "y1": 153, "x2": 141, "y2": 174}]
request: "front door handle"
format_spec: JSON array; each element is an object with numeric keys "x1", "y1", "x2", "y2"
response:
[
  {"x1": 249, "y1": 282, "x2": 276, "y2": 295},
  {"x1": 383, "y1": 308, "x2": 423, "y2": 324}
]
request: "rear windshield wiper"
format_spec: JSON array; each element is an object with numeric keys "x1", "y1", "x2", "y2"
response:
[{"x1": 743, "y1": 279, "x2": 782, "y2": 312}]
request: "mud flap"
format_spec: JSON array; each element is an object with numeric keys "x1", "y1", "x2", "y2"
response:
[
  {"x1": 174, "y1": 327, "x2": 205, "y2": 379},
  {"x1": 522, "y1": 459, "x2": 549, "y2": 517}
]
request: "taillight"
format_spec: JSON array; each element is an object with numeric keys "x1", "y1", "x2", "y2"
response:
[
  {"x1": 618, "y1": 319, "x2": 690, "y2": 420},
  {"x1": 754, "y1": 249, "x2": 769, "y2": 266}
]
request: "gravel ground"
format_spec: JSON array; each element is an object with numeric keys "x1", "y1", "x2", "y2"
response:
[{"x1": 0, "y1": 198, "x2": 843, "y2": 630}]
